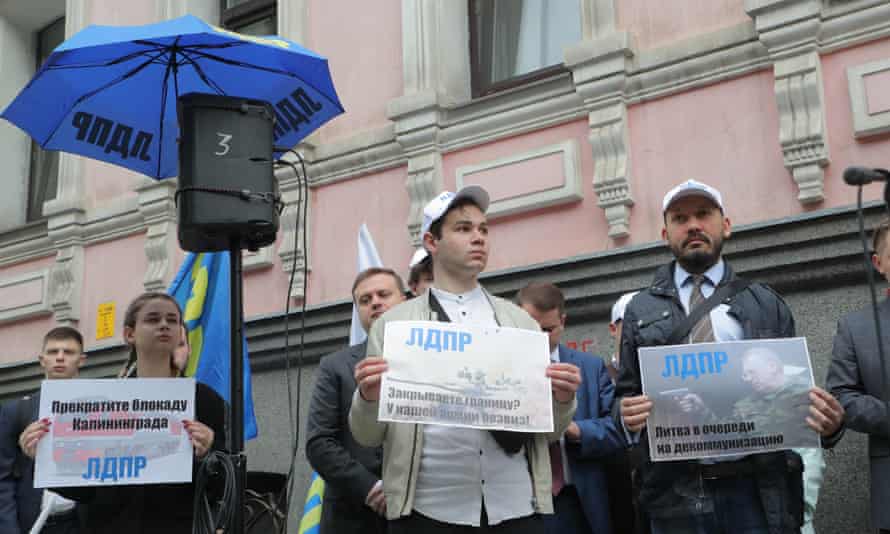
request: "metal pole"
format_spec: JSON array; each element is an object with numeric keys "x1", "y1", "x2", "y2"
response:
[{"x1": 229, "y1": 238, "x2": 246, "y2": 534}]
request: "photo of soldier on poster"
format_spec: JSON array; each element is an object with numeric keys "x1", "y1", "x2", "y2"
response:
[{"x1": 639, "y1": 338, "x2": 818, "y2": 461}]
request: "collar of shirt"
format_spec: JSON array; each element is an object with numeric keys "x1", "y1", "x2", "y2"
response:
[
  {"x1": 430, "y1": 285, "x2": 485, "y2": 305},
  {"x1": 550, "y1": 346, "x2": 560, "y2": 363},
  {"x1": 674, "y1": 259, "x2": 725, "y2": 291},
  {"x1": 674, "y1": 259, "x2": 725, "y2": 313}
]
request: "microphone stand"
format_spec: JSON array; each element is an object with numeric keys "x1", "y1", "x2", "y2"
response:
[{"x1": 850, "y1": 169, "x2": 890, "y2": 444}]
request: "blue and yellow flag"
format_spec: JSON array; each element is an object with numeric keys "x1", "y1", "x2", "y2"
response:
[
  {"x1": 168, "y1": 252, "x2": 258, "y2": 440},
  {"x1": 297, "y1": 472, "x2": 325, "y2": 534}
]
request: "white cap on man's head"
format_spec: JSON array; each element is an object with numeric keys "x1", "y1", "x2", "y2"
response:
[
  {"x1": 420, "y1": 186, "x2": 490, "y2": 237},
  {"x1": 611, "y1": 291, "x2": 639, "y2": 325},
  {"x1": 662, "y1": 180, "x2": 724, "y2": 213}
]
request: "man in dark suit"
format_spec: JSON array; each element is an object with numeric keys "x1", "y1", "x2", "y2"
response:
[
  {"x1": 0, "y1": 326, "x2": 85, "y2": 534},
  {"x1": 306, "y1": 267, "x2": 407, "y2": 534},
  {"x1": 518, "y1": 282, "x2": 625, "y2": 534},
  {"x1": 827, "y1": 218, "x2": 890, "y2": 533}
]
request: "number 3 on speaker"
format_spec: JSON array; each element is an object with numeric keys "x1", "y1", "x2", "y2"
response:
[{"x1": 215, "y1": 132, "x2": 232, "y2": 156}]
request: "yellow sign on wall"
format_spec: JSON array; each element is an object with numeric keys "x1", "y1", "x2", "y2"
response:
[{"x1": 96, "y1": 302, "x2": 115, "y2": 340}]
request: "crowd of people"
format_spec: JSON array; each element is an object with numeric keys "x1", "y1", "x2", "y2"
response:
[{"x1": 1, "y1": 179, "x2": 889, "y2": 533}]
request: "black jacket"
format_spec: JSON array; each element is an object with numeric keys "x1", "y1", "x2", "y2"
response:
[
  {"x1": 614, "y1": 261, "x2": 803, "y2": 533},
  {"x1": 0, "y1": 393, "x2": 41, "y2": 534},
  {"x1": 305, "y1": 342, "x2": 385, "y2": 534}
]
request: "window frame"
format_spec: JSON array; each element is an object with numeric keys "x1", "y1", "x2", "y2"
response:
[
  {"x1": 220, "y1": 0, "x2": 277, "y2": 32},
  {"x1": 26, "y1": 16, "x2": 65, "y2": 222},
  {"x1": 468, "y1": 0, "x2": 573, "y2": 99}
]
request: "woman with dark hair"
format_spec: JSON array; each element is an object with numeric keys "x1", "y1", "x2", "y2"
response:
[{"x1": 20, "y1": 292, "x2": 226, "y2": 534}]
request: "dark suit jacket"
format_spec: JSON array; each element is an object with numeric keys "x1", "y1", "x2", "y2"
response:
[
  {"x1": 0, "y1": 393, "x2": 42, "y2": 534},
  {"x1": 305, "y1": 342, "x2": 384, "y2": 534},
  {"x1": 559, "y1": 345, "x2": 625, "y2": 534},
  {"x1": 827, "y1": 299, "x2": 890, "y2": 529}
]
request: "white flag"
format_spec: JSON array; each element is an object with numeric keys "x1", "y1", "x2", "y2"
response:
[{"x1": 349, "y1": 223, "x2": 383, "y2": 345}]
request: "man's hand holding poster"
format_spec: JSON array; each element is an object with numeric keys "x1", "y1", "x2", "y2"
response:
[
  {"x1": 639, "y1": 338, "x2": 820, "y2": 462},
  {"x1": 378, "y1": 320, "x2": 553, "y2": 432},
  {"x1": 35, "y1": 378, "x2": 196, "y2": 487}
]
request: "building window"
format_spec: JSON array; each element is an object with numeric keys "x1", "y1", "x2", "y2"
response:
[
  {"x1": 470, "y1": 0, "x2": 581, "y2": 97},
  {"x1": 220, "y1": 0, "x2": 276, "y2": 36},
  {"x1": 27, "y1": 17, "x2": 65, "y2": 222}
]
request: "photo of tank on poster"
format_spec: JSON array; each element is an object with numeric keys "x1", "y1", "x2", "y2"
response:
[
  {"x1": 34, "y1": 378, "x2": 196, "y2": 487},
  {"x1": 639, "y1": 337, "x2": 820, "y2": 462},
  {"x1": 378, "y1": 320, "x2": 553, "y2": 432}
]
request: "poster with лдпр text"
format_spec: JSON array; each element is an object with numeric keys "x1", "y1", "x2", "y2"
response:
[
  {"x1": 34, "y1": 378, "x2": 196, "y2": 487},
  {"x1": 378, "y1": 320, "x2": 553, "y2": 432}
]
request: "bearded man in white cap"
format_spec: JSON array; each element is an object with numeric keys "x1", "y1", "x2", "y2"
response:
[
  {"x1": 349, "y1": 186, "x2": 580, "y2": 534},
  {"x1": 614, "y1": 180, "x2": 844, "y2": 534}
]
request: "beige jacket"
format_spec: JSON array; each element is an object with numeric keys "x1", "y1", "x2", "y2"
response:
[{"x1": 348, "y1": 289, "x2": 577, "y2": 520}]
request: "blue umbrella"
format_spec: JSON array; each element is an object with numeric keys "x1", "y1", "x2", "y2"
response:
[{"x1": 1, "y1": 14, "x2": 343, "y2": 179}]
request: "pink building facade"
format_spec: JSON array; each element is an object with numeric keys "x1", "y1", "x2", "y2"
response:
[{"x1": 1, "y1": 0, "x2": 889, "y2": 530}]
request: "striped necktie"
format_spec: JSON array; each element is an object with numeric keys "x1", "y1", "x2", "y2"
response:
[{"x1": 688, "y1": 275, "x2": 715, "y2": 343}]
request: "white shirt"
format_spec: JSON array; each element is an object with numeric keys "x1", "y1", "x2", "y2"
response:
[
  {"x1": 551, "y1": 346, "x2": 572, "y2": 486},
  {"x1": 673, "y1": 260, "x2": 743, "y2": 342},
  {"x1": 412, "y1": 286, "x2": 535, "y2": 526}
]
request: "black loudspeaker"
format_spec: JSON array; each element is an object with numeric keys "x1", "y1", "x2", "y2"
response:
[{"x1": 177, "y1": 93, "x2": 280, "y2": 252}]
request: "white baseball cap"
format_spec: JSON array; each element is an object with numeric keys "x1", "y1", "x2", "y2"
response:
[
  {"x1": 409, "y1": 248, "x2": 428, "y2": 268},
  {"x1": 420, "y1": 186, "x2": 490, "y2": 237},
  {"x1": 611, "y1": 291, "x2": 639, "y2": 325},
  {"x1": 662, "y1": 180, "x2": 724, "y2": 213}
]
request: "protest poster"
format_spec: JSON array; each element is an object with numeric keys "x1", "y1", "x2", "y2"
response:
[
  {"x1": 378, "y1": 320, "x2": 553, "y2": 432},
  {"x1": 34, "y1": 378, "x2": 196, "y2": 488},
  {"x1": 639, "y1": 337, "x2": 820, "y2": 462}
]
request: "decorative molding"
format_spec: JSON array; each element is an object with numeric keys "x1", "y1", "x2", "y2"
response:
[
  {"x1": 64, "y1": 0, "x2": 89, "y2": 37},
  {"x1": 821, "y1": 1, "x2": 890, "y2": 52},
  {"x1": 48, "y1": 245, "x2": 83, "y2": 325},
  {"x1": 775, "y1": 52, "x2": 829, "y2": 203},
  {"x1": 847, "y1": 57, "x2": 890, "y2": 138},
  {"x1": 136, "y1": 179, "x2": 177, "y2": 292},
  {"x1": 155, "y1": 0, "x2": 220, "y2": 22},
  {"x1": 746, "y1": 0, "x2": 829, "y2": 204},
  {"x1": 456, "y1": 140, "x2": 582, "y2": 219},
  {"x1": 279, "y1": 0, "x2": 308, "y2": 44},
  {"x1": 589, "y1": 105, "x2": 634, "y2": 237},
  {"x1": 0, "y1": 269, "x2": 51, "y2": 324},
  {"x1": 565, "y1": 32, "x2": 635, "y2": 238},
  {"x1": 387, "y1": 89, "x2": 446, "y2": 246},
  {"x1": 405, "y1": 152, "x2": 443, "y2": 245},
  {"x1": 580, "y1": 0, "x2": 617, "y2": 39},
  {"x1": 243, "y1": 245, "x2": 275, "y2": 271},
  {"x1": 277, "y1": 172, "x2": 310, "y2": 300},
  {"x1": 628, "y1": 24, "x2": 769, "y2": 104},
  {"x1": 401, "y1": 0, "x2": 471, "y2": 106}
]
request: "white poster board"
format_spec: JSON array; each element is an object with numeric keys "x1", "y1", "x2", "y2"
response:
[
  {"x1": 378, "y1": 321, "x2": 553, "y2": 432},
  {"x1": 35, "y1": 378, "x2": 196, "y2": 487}
]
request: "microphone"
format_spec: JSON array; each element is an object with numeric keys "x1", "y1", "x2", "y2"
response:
[{"x1": 843, "y1": 166, "x2": 890, "y2": 186}]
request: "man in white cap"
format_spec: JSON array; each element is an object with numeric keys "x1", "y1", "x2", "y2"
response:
[
  {"x1": 606, "y1": 291, "x2": 638, "y2": 382},
  {"x1": 349, "y1": 186, "x2": 580, "y2": 533},
  {"x1": 614, "y1": 180, "x2": 844, "y2": 533}
]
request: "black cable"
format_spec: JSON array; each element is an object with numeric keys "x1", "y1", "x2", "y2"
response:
[
  {"x1": 192, "y1": 450, "x2": 237, "y2": 534},
  {"x1": 272, "y1": 151, "x2": 310, "y2": 533}
]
